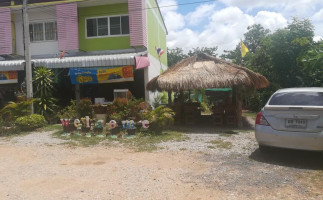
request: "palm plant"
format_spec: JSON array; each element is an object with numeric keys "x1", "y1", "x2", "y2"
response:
[
  {"x1": 0, "y1": 99, "x2": 34, "y2": 125},
  {"x1": 33, "y1": 67, "x2": 57, "y2": 119},
  {"x1": 145, "y1": 106, "x2": 175, "y2": 132}
]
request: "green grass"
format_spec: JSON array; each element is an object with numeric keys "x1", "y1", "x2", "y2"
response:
[
  {"x1": 208, "y1": 139, "x2": 232, "y2": 149},
  {"x1": 40, "y1": 124, "x2": 62, "y2": 132},
  {"x1": 0, "y1": 124, "x2": 62, "y2": 140},
  {"x1": 0, "y1": 129, "x2": 30, "y2": 140},
  {"x1": 107, "y1": 131, "x2": 188, "y2": 152},
  {"x1": 242, "y1": 111, "x2": 257, "y2": 121},
  {"x1": 52, "y1": 129, "x2": 188, "y2": 151},
  {"x1": 52, "y1": 131, "x2": 106, "y2": 147}
]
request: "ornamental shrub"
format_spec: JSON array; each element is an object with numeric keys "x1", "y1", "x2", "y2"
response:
[
  {"x1": 15, "y1": 114, "x2": 47, "y2": 131},
  {"x1": 0, "y1": 100, "x2": 34, "y2": 126},
  {"x1": 77, "y1": 99, "x2": 93, "y2": 117},
  {"x1": 143, "y1": 105, "x2": 175, "y2": 132},
  {"x1": 57, "y1": 100, "x2": 77, "y2": 119}
]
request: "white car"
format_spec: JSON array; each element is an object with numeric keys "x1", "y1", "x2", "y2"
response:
[{"x1": 255, "y1": 87, "x2": 323, "y2": 151}]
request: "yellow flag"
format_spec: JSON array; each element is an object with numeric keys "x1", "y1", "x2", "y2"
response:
[{"x1": 241, "y1": 41, "x2": 249, "y2": 57}]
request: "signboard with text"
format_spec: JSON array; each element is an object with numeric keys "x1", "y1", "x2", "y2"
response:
[
  {"x1": 0, "y1": 71, "x2": 18, "y2": 84},
  {"x1": 69, "y1": 66, "x2": 134, "y2": 85}
]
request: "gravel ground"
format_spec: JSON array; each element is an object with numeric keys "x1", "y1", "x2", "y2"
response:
[
  {"x1": 0, "y1": 126, "x2": 322, "y2": 199},
  {"x1": 6, "y1": 130, "x2": 65, "y2": 146},
  {"x1": 158, "y1": 127, "x2": 323, "y2": 200}
]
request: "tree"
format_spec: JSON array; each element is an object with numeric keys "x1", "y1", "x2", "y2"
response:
[
  {"x1": 221, "y1": 18, "x2": 316, "y2": 110},
  {"x1": 299, "y1": 41, "x2": 323, "y2": 87},
  {"x1": 167, "y1": 47, "x2": 187, "y2": 67},
  {"x1": 187, "y1": 47, "x2": 218, "y2": 57},
  {"x1": 221, "y1": 24, "x2": 269, "y2": 65},
  {"x1": 244, "y1": 24, "x2": 270, "y2": 53},
  {"x1": 33, "y1": 67, "x2": 57, "y2": 120},
  {"x1": 265, "y1": 18, "x2": 314, "y2": 87}
]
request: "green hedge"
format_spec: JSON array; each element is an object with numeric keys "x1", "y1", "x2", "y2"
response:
[{"x1": 15, "y1": 114, "x2": 47, "y2": 131}]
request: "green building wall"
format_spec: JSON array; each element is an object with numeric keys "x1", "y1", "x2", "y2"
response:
[
  {"x1": 146, "y1": 0, "x2": 168, "y2": 66},
  {"x1": 77, "y1": 1, "x2": 168, "y2": 67},
  {"x1": 78, "y1": 4, "x2": 131, "y2": 52}
]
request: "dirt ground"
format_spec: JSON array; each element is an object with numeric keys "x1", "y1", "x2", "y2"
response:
[{"x1": 0, "y1": 129, "x2": 322, "y2": 200}]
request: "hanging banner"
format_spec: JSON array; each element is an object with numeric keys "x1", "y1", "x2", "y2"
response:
[
  {"x1": 0, "y1": 71, "x2": 18, "y2": 84},
  {"x1": 70, "y1": 66, "x2": 134, "y2": 85}
]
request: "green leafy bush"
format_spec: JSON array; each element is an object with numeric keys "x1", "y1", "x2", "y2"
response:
[
  {"x1": 57, "y1": 100, "x2": 77, "y2": 119},
  {"x1": 77, "y1": 99, "x2": 93, "y2": 117},
  {"x1": 107, "y1": 98, "x2": 150, "y2": 122},
  {"x1": 15, "y1": 114, "x2": 47, "y2": 131},
  {"x1": 0, "y1": 100, "x2": 33, "y2": 126},
  {"x1": 144, "y1": 106, "x2": 175, "y2": 132},
  {"x1": 152, "y1": 92, "x2": 168, "y2": 108},
  {"x1": 200, "y1": 102, "x2": 210, "y2": 113}
]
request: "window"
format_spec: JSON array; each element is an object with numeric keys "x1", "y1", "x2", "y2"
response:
[
  {"x1": 269, "y1": 92, "x2": 323, "y2": 106},
  {"x1": 29, "y1": 21, "x2": 57, "y2": 42},
  {"x1": 86, "y1": 15, "x2": 129, "y2": 38}
]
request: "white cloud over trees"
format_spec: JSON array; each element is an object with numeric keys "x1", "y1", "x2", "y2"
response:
[{"x1": 157, "y1": 0, "x2": 323, "y2": 54}]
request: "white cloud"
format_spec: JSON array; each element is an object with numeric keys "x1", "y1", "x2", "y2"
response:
[
  {"x1": 254, "y1": 11, "x2": 287, "y2": 31},
  {"x1": 311, "y1": 9, "x2": 323, "y2": 22},
  {"x1": 218, "y1": 0, "x2": 322, "y2": 11},
  {"x1": 167, "y1": 7, "x2": 255, "y2": 53},
  {"x1": 210, "y1": 7, "x2": 253, "y2": 26},
  {"x1": 158, "y1": 0, "x2": 178, "y2": 14},
  {"x1": 314, "y1": 36, "x2": 323, "y2": 41},
  {"x1": 163, "y1": 11, "x2": 185, "y2": 31},
  {"x1": 186, "y1": 3, "x2": 216, "y2": 26}
]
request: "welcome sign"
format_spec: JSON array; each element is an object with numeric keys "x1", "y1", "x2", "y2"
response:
[
  {"x1": 70, "y1": 66, "x2": 134, "y2": 85},
  {"x1": 0, "y1": 71, "x2": 18, "y2": 84}
]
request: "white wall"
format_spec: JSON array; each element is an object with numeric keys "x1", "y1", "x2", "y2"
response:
[
  {"x1": 145, "y1": 53, "x2": 167, "y2": 105},
  {"x1": 14, "y1": 6, "x2": 59, "y2": 56}
]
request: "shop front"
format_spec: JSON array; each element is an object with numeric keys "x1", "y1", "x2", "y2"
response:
[{"x1": 33, "y1": 51, "x2": 149, "y2": 104}]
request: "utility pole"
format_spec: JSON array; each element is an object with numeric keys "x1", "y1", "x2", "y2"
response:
[{"x1": 23, "y1": 0, "x2": 33, "y2": 113}]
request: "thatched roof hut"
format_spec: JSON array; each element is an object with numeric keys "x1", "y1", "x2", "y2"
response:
[{"x1": 146, "y1": 53, "x2": 269, "y2": 92}]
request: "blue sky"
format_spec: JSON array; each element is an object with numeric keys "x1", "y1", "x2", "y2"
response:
[{"x1": 157, "y1": 0, "x2": 323, "y2": 55}]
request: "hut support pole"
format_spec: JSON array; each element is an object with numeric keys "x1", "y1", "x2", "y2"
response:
[
  {"x1": 233, "y1": 86, "x2": 243, "y2": 128},
  {"x1": 168, "y1": 91, "x2": 172, "y2": 105}
]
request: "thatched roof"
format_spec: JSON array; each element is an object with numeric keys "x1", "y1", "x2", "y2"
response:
[{"x1": 146, "y1": 53, "x2": 269, "y2": 92}]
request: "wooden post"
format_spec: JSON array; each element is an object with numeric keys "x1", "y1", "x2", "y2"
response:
[
  {"x1": 233, "y1": 86, "x2": 243, "y2": 128},
  {"x1": 168, "y1": 91, "x2": 172, "y2": 105}
]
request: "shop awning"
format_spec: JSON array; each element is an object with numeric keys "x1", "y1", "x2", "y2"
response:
[
  {"x1": 0, "y1": 52, "x2": 147, "y2": 70},
  {"x1": 33, "y1": 53, "x2": 139, "y2": 68},
  {"x1": 0, "y1": 60, "x2": 25, "y2": 71}
]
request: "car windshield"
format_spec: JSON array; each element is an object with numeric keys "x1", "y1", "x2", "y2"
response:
[{"x1": 268, "y1": 91, "x2": 323, "y2": 106}]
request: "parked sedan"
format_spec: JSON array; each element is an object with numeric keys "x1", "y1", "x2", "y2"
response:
[{"x1": 255, "y1": 88, "x2": 323, "y2": 151}]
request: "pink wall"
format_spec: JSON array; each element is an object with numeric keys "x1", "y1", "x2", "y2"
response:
[
  {"x1": 56, "y1": 3, "x2": 79, "y2": 51},
  {"x1": 128, "y1": 0, "x2": 147, "y2": 47},
  {"x1": 0, "y1": 8, "x2": 12, "y2": 55}
]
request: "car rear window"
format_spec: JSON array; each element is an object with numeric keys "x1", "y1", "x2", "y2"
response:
[{"x1": 268, "y1": 92, "x2": 323, "y2": 106}]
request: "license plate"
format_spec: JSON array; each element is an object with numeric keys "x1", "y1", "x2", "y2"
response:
[{"x1": 285, "y1": 119, "x2": 307, "y2": 128}]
